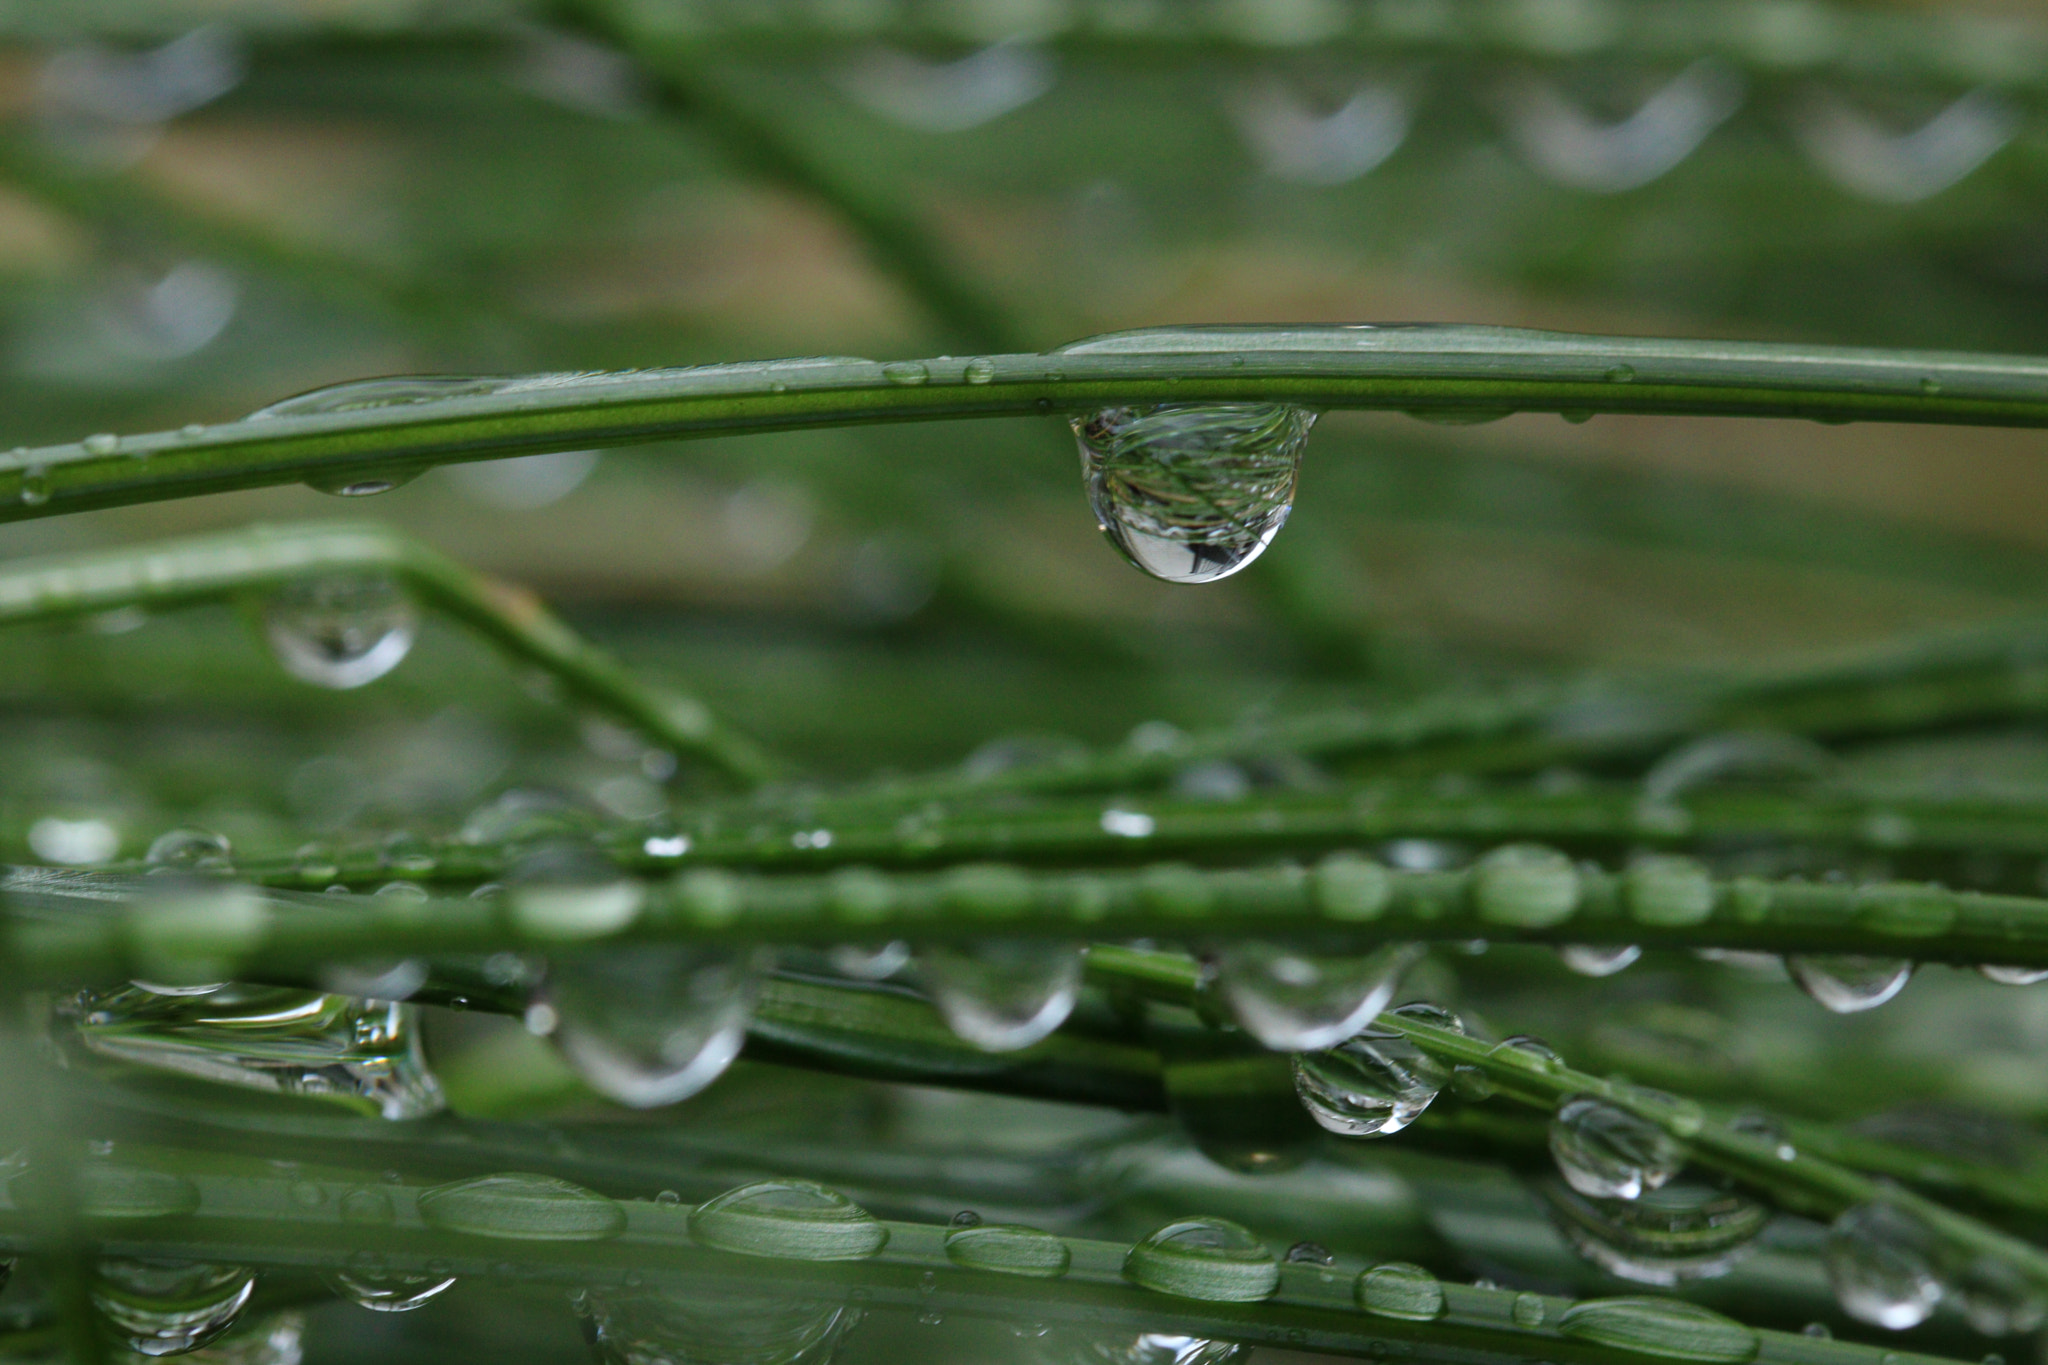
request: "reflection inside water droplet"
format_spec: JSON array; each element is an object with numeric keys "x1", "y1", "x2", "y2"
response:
[
  {"x1": 1550, "y1": 1095, "x2": 1686, "y2": 1200},
  {"x1": 263, "y1": 574, "x2": 416, "y2": 690},
  {"x1": 1293, "y1": 1030, "x2": 1447, "y2": 1137},
  {"x1": 544, "y1": 944, "x2": 767, "y2": 1107},
  {"x1": 1211, "y1": 940, "x2": 1419, "y2": 1051},
  {"x1": 94, "y1": 1258, "x2": 255, "y2": 1356},
  {"x1": 1787, "y1": 955, "x2": 1913, "y2": 1014},
  {"x1": 1826, "y1": 1202, "x2": 1945, "y2": 1329},
  {"x1": 1071, "y1": 403, "x2": 1314, "y2": 584},
  {"x1": 920, "y1": 940, "x2": 1083, "y2": 1052},
  {"x1": 1543, "y1": 1179, "x2": 1768, "y2": 1285},
  {"x1": 578, "y1": 1281, "x2": 860, "y2": 1365}
]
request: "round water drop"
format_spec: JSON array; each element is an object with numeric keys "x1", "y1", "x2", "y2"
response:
[
  {"x1": 1544, "y1": 1180, "x2": 1769, "y2": 1286},
  {"x1": 882, "y1": 360, "x2": 929, "y2": 386},
  {"x1": 417, "y1": 1172, "x2": 625, "y2": 1241},
  {"x1": 689, "y1": 1179, "x2": 887, "y2": 1260},
  {"x1": 920, "y1": 939, "x2": 1083, "y2": 1051},
  {"x1": 508, "y1": 843, "x2": 644, "y2": 939},
  {"x1": 1978, "y1": 964, "x2": 2048, "y2": 986},
  {"x1": 1292, "y1": 1032, "x2": 1447, "y2": 1137},
  {"x1": 1825, "y1": 1202, "x2": 1944, "y2": 1330},
  {"x1": 1356, "y1": 1263, "x2": 1445, "y2": 1320},
  {"x1": 964, "y1": 358, "x2": 997, "y2": 385},
  {"x1": 18, "y1": 466, "x2": 49, "y2": 506},
  {"x1": 1551, "y1": 1095, "x2": 1686, "y2": 1200},
  {"x1": 145, "y1": 827, "x2": 233, "y2": 871},
  {"x1": 94, "y1": 1259, "x2": 255, "y2": 1356},
  {"x1": 1787, "y1": 955, "x2": 1913, "y2": 1013},
  {"x1": 1560, "y1": 944, "x2": 1642, "y2": 977},
  {"x1": 1490, "y1": 1034, "x2": 1564, "y2": 1072},
  {"x1": 1557, "y1": 1297, "x2": 1759, "y2": 1363},
  {"x1": 1071, "y1": 402, "x2": 1315, "y2": 585},
  {"x1": 1513, "y1": 1293, "x2": 1548, "y2": 1327},
  {"x1": 944, "y1": 1223, "x2": 1071, "y2": 1277},
  {"x1": 578, "y1": 1283, "x2": 860, "y2": 1365},
  {"x1": 263, "y1": 574, "x2": 416, "y2": 690},
  {"x1": 324, "y1": 1268, "x2": 457, "y2": 1312},
  {"x1": 1625, "y1": 855, "x2": 1716, "y2": 927},
  {"x1": 544, "y1": 943, "x2": 766, "y2": 1107},
  {"x1": 1472, "y1": 843, "x2": 1581, "y2": 927},
  {"x1": 1211, "y1": 940, "x2": 1419, "y2": 1051},
  {"x1": 1123, "y1": 1218, "x2": 1278, "y2": 1302}
]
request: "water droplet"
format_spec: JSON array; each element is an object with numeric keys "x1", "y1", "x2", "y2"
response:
[
  {"x1": 920, "y1": 940, "x2": 1083, "y2": 1051},
  {"x1": 688, "y1": 1179, "x2": 887, "y2": 1260},
  {"x1": 1557, "y1": 1297, "x2": 1759, "y2": 1363},
  {"x1": 1642, "y1": 731, "x2": 1833, "y2": 803},
  {"x1": 882, "y1": 360, "x2": 929, "y2": 386},
  {"x1": 417, "y1": 1172, "x2": 625, "y2": 1241},
  {"x1": 1560, "y1": 944, "x2": 1642, "y2": 977},
  {"x1": 16, "y1": 465, "x2": 48, "y2": 506},
  {"x1": 1951, "y1": 1256, "x2": 2043, "y2": 1337},
  {"x1": 1292, "y1": 1032, "x2": 1447, "y2": 1136},
  {"x1": 1513, "y1": 1293, "x2": 1548, "y2": 1327},
  {"x1": 507, "y1": 844, "x2": 645, "y2": 939},
  {"x1": 1124, "y1": 1218, "x2": 1278, "y2": 1302},
  {"x1": 1072, "y1": 402, "x2": 1315, "y2": 584},
  {"x1": 1357, "y1": 1263, "x2": 1445, "y2": 1320},
  {"x1": 1212, "y1": 941, "x2": 1420, "y2": 1051},
  {"x1": 1490, "y1": 1034, "x2": 1565, "y2": 1072},
  {"x1": 304, "y1": 469, "x2": 421, "y2": 497},
  {"x1": 1285, "y1": 1241, "x2": 1334, "y2": 1266},
  {"x1": 964, "y1": 358, "x2": 997, "y2": 385},
  {"x1": 325, "y1": 1269, "x2": 458, "y2": 1312},
  {"x1": 1624, "y1": 855, "x2": 1716, "y2": 927},
  {"x1": 545, "y1": 943, "x2": 764, "y2": 1107},
  {"x1": 84, "y1": 432, "x2": 120, "y2": 454},
  {"x1": 1545, "y1": 1180, "x2": 1768, "y2": 1285},
  {"x1": 145, "y1": 827, "x2": 233, "y2": 870},
  {"x1": 94, "y1": 1259, "x2": 255, "y2": 1355},
  {"x1": 828, "y1": 941, "x2": 912, "y2": 981},
  {"x1": 1978, "y1": 964, "x2": 2048, "y2": 986},
  {"x1": 944, "y1": 1223, "x2": 1071, "y2": 1277},
  {"x1": 1387, "y1": 1000, "x2": 1466, "y2": 1032},
  {"x1": 1787, "y1": 956, "x2": 1913, "y2": 1013},
  {"x1": 263, "y1": 574, "x2": 416, "y2": 690},
  {"x1": 1100, "y1": 807, "x2": 1156, "y2": 838},
  {"x1": 1605, "y1": 365, "x2": 1637, "y2": 384},
  {"x1": 578, "y1": 1283, "x2": 860, "y2": 1365},
  {"x1": 1472, "y1": 844, "x2": 1581, "y2": 927},
  {"x1": 1551, "y1": 1095, "x2": 1686, "y2": 1200},
  {"x1": 1920, "y1": 377, "x2": 1942, "y2": 396},
  {"x1": 1826, "y1": 1202, "x2": 1948, "y2": 1330},
  {"x1": 339, "y1": 1188, "x2": 393, "y2": 1223}
]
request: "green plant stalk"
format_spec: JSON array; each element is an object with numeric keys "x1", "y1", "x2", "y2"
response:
[
  {"x1": 0, "y1": 521, "x2": 775, "y2": 786},
  {"x1": 0, "y1": 1155, "x2": 1982, "y2": 1365},
  {"x1": 8, "y1": 327, "x2": 2048, "y2": 524}
]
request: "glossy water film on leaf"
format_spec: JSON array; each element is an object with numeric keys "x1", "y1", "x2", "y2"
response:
[
  {"x1": 1786, "y1": 955, "x2": 1913, "y2": 1014},
  {"x1": 1550, "y1": 1095, "x2": 1687, "y2": 1200},
  {"x1": 1542, "y1": 1180, "x2": 1768, "y2": 1285},
  {"x1": 919, "y1": 939, "x2": 1084, "y2": 1051},
  {"x1": 1825, "y1": 1201, "x2": 1945, "y2": 1329},
  {"x1": 1292, "y1": 1030, "x2": 1447, "y2": 1137},
  {"x1": 1211, "y1": 940, "x2": 1420, "y2": 1051},
  {"x1": 94, "y1": 1259, "x2": 255, "y2": 1356},
  {"x1": 262, "y1": 573, "x2": 416, "y2": 690},
  {"x1": 542, "y1": 943, "x2": 767, "y2": 1107},
  {"x1": 1071, "y1": 403, "x2": 1314, "y2": 584},
  {"x1": 578, "y1": 1282, "x2": 860, "y2": 1365}
]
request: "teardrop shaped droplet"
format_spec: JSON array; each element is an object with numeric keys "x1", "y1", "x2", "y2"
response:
[
  {"x1": 94, "y1": 1259, "x2": 255, "y2": 1356},
  {"x1": 1556, "y1": 1297, "x2": 1759, "y2": 1363},
  {"x1": 324, "y1": 1268, "x2": 458, "y2": 1312},
  {"x1": 578, "y1": 1283, "x2": 860, "y2": 1365},
  {"x1": 688, "y1": 1179, "x2": 887, "y2": 1261},
  {"x1": 1550, "y1": 1096, "x2": 1686, "y2": 1200},
  {"x1": 1356, "y1": 1262, "x2": 1445, "y2": 1320},
  {"x1": 1211, "y1": 940, "x2": 1419, "y2": 1052},
  {"x1": 1978, "y1": 964, "x2": 2048, "y2": 986},
  {"x1": 920, "y1": 940, "x2": 1083, "y2": 1051},
  {"x1": 262, "y1": 574, "x2": 416, "y2": 690},
  {"x1": 1825, "y1": 1202, "x2": 1945, "y2": 1330},
  {"x1": 944, "y1": 1223, "x2": 1071, "y2": 1278},
  {"x1": 417, "y1": 1172, "x2": 625, "y2": 1241},
  {"x1": 1072, "y1": 403, "x2": 1314, "y2": 584},
  {"x1": 1560, "y1": 944, "x2": 1643, "y2": 977},
  {"x1": 1543, "y1": 1180, "x2": 1769, "y2": 1286},
  {"x1": 1786, "y1": 956, "x2": 1913, "y2": 1014},
  {"x1": 1123, "y1": 1218, "x2": 1278, "y2": 1302},
  {"x1": 544, "y1": 944, "x2": 765, "y2": 1107},
  {"x1": 1292, "y1": 1032, "x2": 1447, "y2": 1137}
]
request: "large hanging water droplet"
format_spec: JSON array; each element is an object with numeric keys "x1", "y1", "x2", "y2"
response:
[
  {"x1": 324, "y1": 1266, "x2": 458, "y2": 1312},
  {"x1": 262, "y1": 574, "x2": 416, "y2": 690},
  {"x1": 577, "y1": 1282, "x2": 860, "y2": 1365},
  {"x1": 94, "y1": 1259, "x2": 255, "y2": 1356},
  {"x1": 1543, "y1": 1180, "x2": 1769, "y2": 1285},
  {"x1": 417, "y1": 1172, "x2": 625, "y2": 1241},
  {"x1": 1825, "y1": 1202, "x2": 1945, "y2": 1329},
  {"x1": 1292, "y1": 1030, "x2": 1447, "y2": 1137},
  {"x1": 944, "y1": 1223, "x2": 1072, "y2": 1277},
  {"x1": 1071, "y1": 403, "x2": 1315, "y2": 584},
  {"x1": 1123, "y1": 1218, "x2": 1278, "y2": 1302},
  {"x1": 543, "y1": 944, "x2": 766, "y2": 1107},
  {"x1": 1550, "y1": 1095, "x2": 1686, "y2": 1200},
  {"x1": 919, "y1": 940, "x2": 1083, "y2": 1051},
  {"x1": 688, "y1": 1180, "x2": 887, "y2": 1260},
  {"x1": 1556, "y1": 1297, "x2": 1760, "y2": 1363},
  {"x1": 1356, "y1": 1263, "x2": 1445, "y2": 1320},
  {"x1": 1786, "y1": 956, "x2": 1913, "y2": 1014},
  {"x1": 55, "y1": 986, "x2": 443, "y2": 1120},
  {"x1": 1211, "y1": 940, "x2": 1419, "y2": 1052}
]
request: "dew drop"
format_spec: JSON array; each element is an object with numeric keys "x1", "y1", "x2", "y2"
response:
[
  {"x1": 828, "y1": 941, "x2": 912, "y2": 981},
  {"x1": 1560, "y1": 944, "x2": 1642, "y2": 977},
  {"x1": 1490, "y1": 1034, "x2": 1565, "y2": 1072},
  {"x1": 1356, "y1": 1263, "x2": 1445, "y2": 1320},
  {"x1": 689, "y1": 1179, "x2": 888, "y2": 1261},
  {"x1": 1605, "y1": 365, "x2": 1637, "y2": 384},
  {"x1": 1544, "y1": 1180, "x2": 1769, "y2": 1285},
  {"x1": 1212, "y1": 940, "x2": 1419, "y2": 1051},
  {"x1": 1072, "y1": 402, "x2": 1314, "y2": 584},
  {"x1": 544, "y1": 944, "x2": 766, "y2": 1107},
  {"x1": 882, "y1": 360, "x2": 930, "y2": 386},
  {"x1": 1825, "y1": 1202, "x2": 1945, "y2": 1330},
  {"x1": 145, "y1": 826, "x2": 233, "y2": 871},
  {"x1": 1550, "y1": 1095, "x2": 1686, "y2": 1200},
  {"x1": 84, "y1": 432, "x2": 120, "y2": 455},
  {"x1": 93, "y1": 1259, "x2": 255, "y2": 1356},
  {"x1": 944, "y1": 1223, "x2": 1071, "y2": 1277},
  {"x1": 1978, "y1": 964, "x2": 2048, "y2": 986},
  {"x1": 18, "y1": 466, "x2": 49, "y2": 506},
  {"x1": 1513, "y1": 1293, "x2": 1548, "y2": 1327},
  {"x1": 1624, "y1": 855, "x2": 1717, "y2": 927},
  {"x1": 263, "y1": 574, "x2": 416, "y2": 690},
  {"x1": 1557, "y1": 1297, "x2": 1759, "y2": 1363},
  {"x1": 1786, "y1": 956, "x2": 1913, "y2": 1013},
  {"x1": 579, "y1": 1283, "x2": 860, "y2": 1365},
  {"x1": 1285, "y1": 1241, "x2": 1334, "y2": 1266},
  {"x1": 1951, "y1": 1255, "x2": 2044, "y2": 1337},
  {"x1": 303, "y1": 469, "x2": 422, "y2": 497},
  {"x1": 1292, "y1": 1031, "x2": 1447, "y2": 1137},
  {"x1": 920, "y1": 940, "x2": 1083, "y2": 1051},
  {"x1": 1123, "y1": 1218, "x2": 1279, "y2": 1302},
  {"x1": 507, "y1": 843, "x2": 645, "y2": 939},
  {"x1": 964, "y1": 358, "x2": 997, "y2": 385},
  {"x1": 418, "y1": 1173, "x2": 624, "y2": 1241},
  {"x1": 1471, "y1": 844, "x2": 1581, "y2": 927},
  {"x1": 324, "y1": 1268, "x2": 458, "y2": 1312}
]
